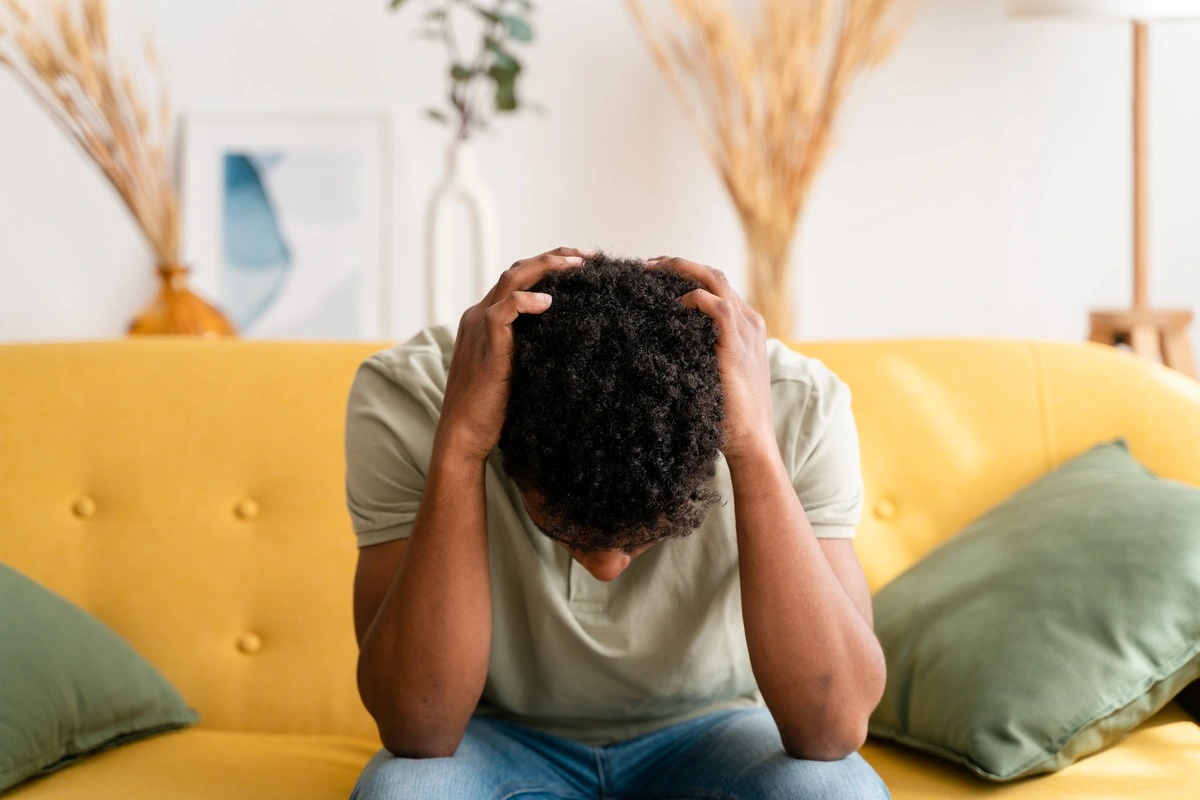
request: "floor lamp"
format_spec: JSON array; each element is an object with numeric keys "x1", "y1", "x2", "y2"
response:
[{"x1": 1007, "y1": 0, "x2": 1198, "y2": 378}]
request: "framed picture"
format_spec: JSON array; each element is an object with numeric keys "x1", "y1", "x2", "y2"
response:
[{"x1": 181, "y1": 111, "x2": 391, "y2": 339}]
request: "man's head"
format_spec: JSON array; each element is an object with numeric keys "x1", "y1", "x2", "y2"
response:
[{"x1": 498, "y1": 252, "x2": 725, "y2": 575}]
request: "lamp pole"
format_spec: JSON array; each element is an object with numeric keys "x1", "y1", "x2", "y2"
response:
[
  {"x1": 1006, "y1": 1, "x2": 1197, "y2": 377},
  {"x1": 1089, "y1": 18, "x2": 1194, "y2": 378},
  {"x1": 1132, "y1": 20, "x2": 1148, "y2": 311}
]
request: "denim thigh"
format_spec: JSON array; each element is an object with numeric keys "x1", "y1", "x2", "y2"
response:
[
  {"x1": 605, "y1": 707, "x2": 891, "y2": 800},
  {"x1": 350, "y1": 716, "x2": 598, "y2": 800}
]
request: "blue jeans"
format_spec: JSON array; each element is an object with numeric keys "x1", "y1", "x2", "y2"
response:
[{"x1": 350, "y1": 707, "x2": 890, "y2": 799}]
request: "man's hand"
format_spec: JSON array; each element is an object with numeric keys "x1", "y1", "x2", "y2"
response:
[
  {"x1": 647, "y1": 256, "x2": 774, "y2": 461},
  {"x1": 438, "y1": 247, "x2": 589, "y2": 462}
]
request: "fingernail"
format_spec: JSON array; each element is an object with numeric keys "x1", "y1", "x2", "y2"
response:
[
  {"x1": 565, "y1": 256, "x2": 583, "y2": 264},
  {"x1": 536, "y1": 293, "x2": 553, "y2": 303}
]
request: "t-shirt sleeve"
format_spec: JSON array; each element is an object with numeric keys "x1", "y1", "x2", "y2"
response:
[
  {"x1": 774, "y1": 368, "x2": 865, "y2": 539},
  {"x1": 344, "y1": 356, "x2": 432, "y2": 548}
]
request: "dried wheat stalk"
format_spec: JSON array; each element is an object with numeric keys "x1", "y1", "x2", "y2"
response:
[
  {"x1": 0, "y1": 0, "x2": 178, "y2": 264},
  {"x1": 626, "y1": 0, "x2": 902, "y2": 338}
]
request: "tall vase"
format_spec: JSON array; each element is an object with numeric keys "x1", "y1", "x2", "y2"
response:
[
  {"x1": 128, "y1": 264, "x2": 237, "y2": 337},
  {"x1": 425, "y1": 140, "x2": 500, "y2": 327}
]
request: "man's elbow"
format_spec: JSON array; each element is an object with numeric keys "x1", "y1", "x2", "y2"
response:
[
  {"x1": 380, "y1": 724, "x2": 462, "y2": 760},
  {"x1": 358, "y1": 662, "x2": 464, "y2": 759},
  {"x1": 361, "y1": 685, "x2": 464, "y2": 759},
  {"x1": 782, "y1": 657, "x2": 885, "y2": 761},
  {"x1": 781, "y1": 715, "x2": 869, "y2": 762}
]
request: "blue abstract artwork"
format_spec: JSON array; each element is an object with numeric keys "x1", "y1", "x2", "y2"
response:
[{"x1": 220, "y1": 149, "x2": 364, "y2": 338}]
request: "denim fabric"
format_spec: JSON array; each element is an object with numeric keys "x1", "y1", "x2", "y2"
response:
[{"x1": 351, "y1": 707, "x2": 890, "y2": 800}]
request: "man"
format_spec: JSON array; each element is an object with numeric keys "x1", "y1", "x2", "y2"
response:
[{"x1": 346, "y1": 248, "x2": 889, "y2": 799}]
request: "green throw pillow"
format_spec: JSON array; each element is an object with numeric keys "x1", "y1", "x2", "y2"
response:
[
  {"x1": 869, "y1": 440, "x2": 1200, "y2": 781},
  {"x1": 0, "y1": 563, "x2": 198, "y2": 792}
]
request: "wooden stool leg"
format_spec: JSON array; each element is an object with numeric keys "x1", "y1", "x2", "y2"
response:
[
  {"x1": 1088, "y1": 327, "x2": 1111, "y2": 345},
  {"x1": 1089, "y1": 317, "x2": 1115, "y2": 345},
  {"x1": 1162, "y1": 328, "x2": 1197, "y2": 379},
  {"x1": 1088, "y1": 310, "x2": 1195, "y2": 379},
  {"x1": 1130, "y1": 324, "x2": 1162, "y2": 363}
]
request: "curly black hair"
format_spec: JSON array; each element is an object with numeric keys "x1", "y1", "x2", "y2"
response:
[{"x1": 498, "y1": 252, "x2": 725, "y2": 554}]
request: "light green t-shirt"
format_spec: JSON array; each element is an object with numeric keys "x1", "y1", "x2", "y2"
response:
[{"x1": 344, "y1": 325, "x2": 864, "y2": 744}]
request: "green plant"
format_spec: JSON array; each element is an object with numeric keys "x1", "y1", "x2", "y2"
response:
[{"x1": 392, "y1": 0, "x2": 537, "y2": 140}]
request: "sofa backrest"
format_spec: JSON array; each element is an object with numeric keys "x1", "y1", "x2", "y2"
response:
[
  {"x1": 1, "y1": 338, "x2": 1198, "y2": 740},
  {"x1": 810, "y1": 340, "x2": 1200, "y2": 589}
]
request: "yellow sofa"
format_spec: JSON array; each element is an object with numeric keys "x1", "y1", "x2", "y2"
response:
[{"x1": 3, "y1": 337, "x2": 1200, "y2": 799}]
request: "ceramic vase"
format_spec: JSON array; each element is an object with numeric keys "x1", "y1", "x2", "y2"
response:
[
  {"x1": 128, "y1": 264, "x2": 237, "y2": 337},
  {"x1": 425, "y1": 140, "x2": 499, "y2": 326}
]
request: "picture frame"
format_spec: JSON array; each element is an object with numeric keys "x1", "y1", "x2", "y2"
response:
[{"x1": 180, "y1": 111, "x2": 391, "y2": 339}]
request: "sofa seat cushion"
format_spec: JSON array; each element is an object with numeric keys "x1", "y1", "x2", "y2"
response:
[
  {"x1": 4, "y1": 728, "x2": 378, "y2": 800},
  {"x1": 862, "y1": 703, "x2": 1200, "y2": 798}
]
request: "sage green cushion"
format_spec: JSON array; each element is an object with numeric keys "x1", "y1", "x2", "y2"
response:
[
  {"x1": 869, "y1": 440, "x2": 1200, "y2": 782},
  {"x1": 0, "y1": 563, "x2": 198, "y2": 792}
]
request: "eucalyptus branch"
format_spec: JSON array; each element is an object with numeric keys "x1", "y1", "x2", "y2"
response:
[
  {"x1": 437, "y1": 0, "x2": 462, "y2": 64},
  {"x1": 460, "y1": 4, "x2": 502, "y2": 139},
  {"x1": 391, "y1": 0, "x2": 537, "y2": 142}
]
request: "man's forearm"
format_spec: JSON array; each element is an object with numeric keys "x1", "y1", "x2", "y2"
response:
[
  {"x1": 728, "y1": 443, "x2": 886, "y2": 761},
  {"x1": 356, "y1": 436, "x2": 492, "y2": 758}
]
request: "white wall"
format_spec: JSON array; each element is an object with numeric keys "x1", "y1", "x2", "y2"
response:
[{"x1": 2, "y1": 0, "x2": 1199, "y2": 351}]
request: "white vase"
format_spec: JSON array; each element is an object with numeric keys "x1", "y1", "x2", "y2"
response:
[{"x1": 425, "y1": 140, "x2": 500, "y2": 327}]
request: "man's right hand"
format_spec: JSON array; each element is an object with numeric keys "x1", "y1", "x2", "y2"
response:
[{"x1": 436, "y1": 247, "x2": 589, "y2": 462}]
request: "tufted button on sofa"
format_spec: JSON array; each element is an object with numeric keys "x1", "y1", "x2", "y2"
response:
[{"x1": 1, "y1": 338, "x2": 1199, "y2": 798}]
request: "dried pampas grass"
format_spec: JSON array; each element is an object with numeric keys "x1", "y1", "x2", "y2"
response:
[
  {"x1": 626, "y1": 0, "x2": 904, "y2": 338},
  {"x1": 0, "y1": 0, "x2": 178, "y2": 265}
]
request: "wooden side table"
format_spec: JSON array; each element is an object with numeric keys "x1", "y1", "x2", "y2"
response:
[{"x1": 1089, "y1": 309, "x2": 1196, "y2": 379}]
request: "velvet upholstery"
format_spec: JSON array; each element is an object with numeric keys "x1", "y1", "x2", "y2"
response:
[{"x1": 2, "y1": 338, "x2": 1197, "y2": 797}]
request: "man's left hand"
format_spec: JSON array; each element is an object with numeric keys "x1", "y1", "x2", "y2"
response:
[{"x1": 647, "y1": 256, "x2": 775, "y2": 462}]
